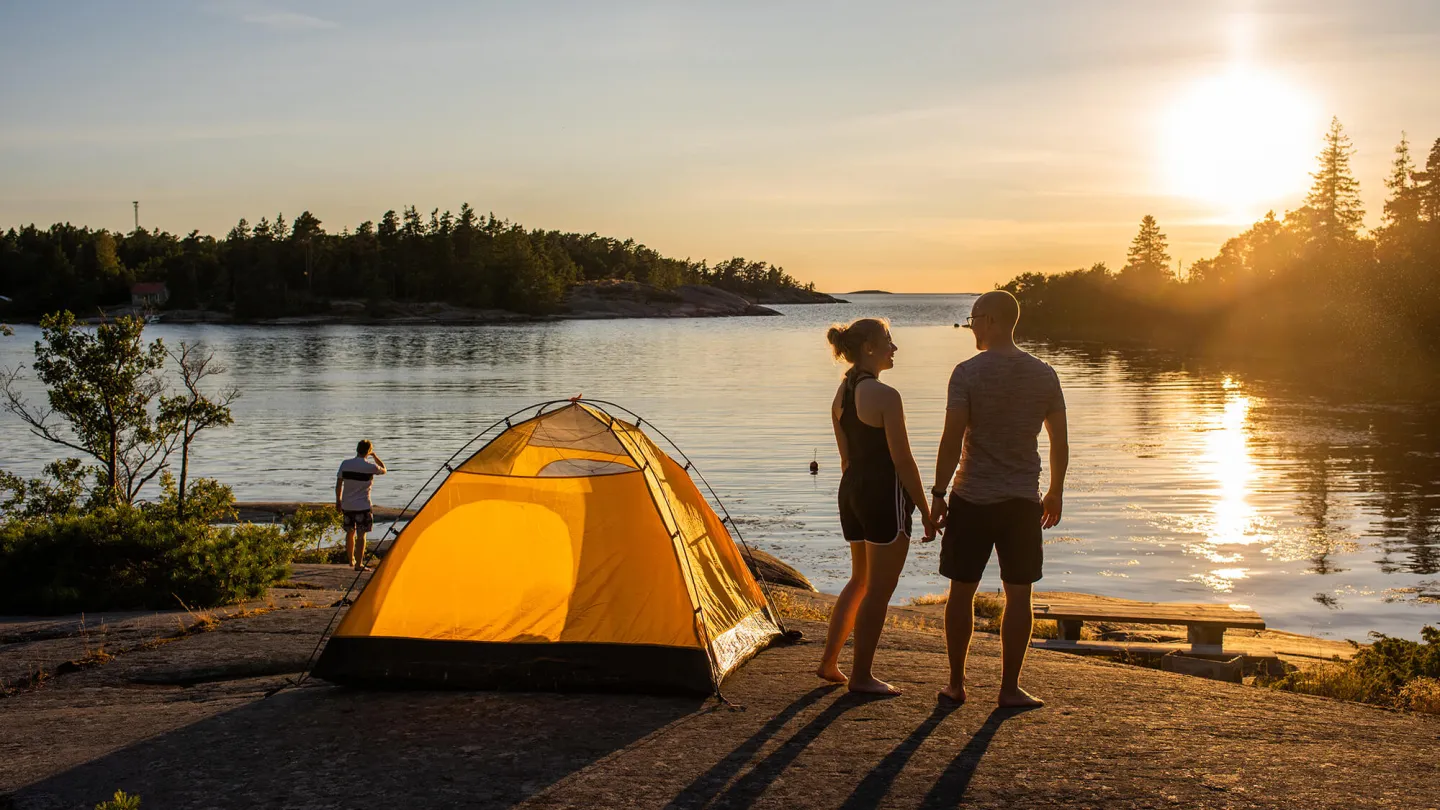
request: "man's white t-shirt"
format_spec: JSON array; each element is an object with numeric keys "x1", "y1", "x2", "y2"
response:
[{"x1": 337, "y1": 457, "x2": 385, "y2": 512}]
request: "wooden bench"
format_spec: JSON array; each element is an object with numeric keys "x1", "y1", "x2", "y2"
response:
[{"x1": 1032, "y1": 599, "x2": 1266, "y2": 653}]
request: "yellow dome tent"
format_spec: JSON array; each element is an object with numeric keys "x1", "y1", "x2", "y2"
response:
[{"x1": 312, "y1": 400, "x2": 785, "y2": 694}]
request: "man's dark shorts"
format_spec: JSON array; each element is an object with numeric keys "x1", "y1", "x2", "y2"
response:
[
  {"x1": 939, "y1": 496, "x2": 1043, "y2": 583},
  {"x1": 343, "y1": 509, "x2": 374, "y2": 533}
]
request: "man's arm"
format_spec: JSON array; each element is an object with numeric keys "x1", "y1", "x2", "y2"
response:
[
  {"x1": 370, "y1": 454, "x2": 387, "y2": 474},
  {"x1": 930, "y1": 407, "x2": 968, "y2": 532},
  {"x1": 1041, "y1": 409, "x2": 1068, "y2": 529},
  {"x1": 335, "y1": 476, "x2": 344, "y2": 510}
]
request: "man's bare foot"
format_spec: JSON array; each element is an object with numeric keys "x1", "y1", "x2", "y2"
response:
[
  {"x1": 937, "y1": 684, "x2": 966, "y2": 704},
  {"x1": 816, "y1": 663, "x2": 847, "y2": 683},
  {"x1": 998, "y1": 687, "x2": 1044, "y2": 709},
  {"x1": 848, "y1": 676, "x2": 902, "y2": 696}
]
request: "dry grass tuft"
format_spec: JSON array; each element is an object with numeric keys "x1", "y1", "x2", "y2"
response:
[
  {"x1": 907, "y1": 592, "x2": 949, "y2": 606},
  {"x1": 770, "y1": 590, "x2": 831, "y2": 623},
  {"x1": 1263, "y1": 662, "x2": 1374, "y2": 704}
]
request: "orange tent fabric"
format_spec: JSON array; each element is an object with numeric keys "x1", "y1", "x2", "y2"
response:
[{"x1": 313, "y1": 402, "x2": 782, "y2": 694}]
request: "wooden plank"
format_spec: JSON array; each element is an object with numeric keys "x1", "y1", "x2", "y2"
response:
[
  {"x1": 1033, "y1": 638, "x2": 1277, "y2": 662},
  {"x1": 1032, "y1": 600, "x2": 1265, "y2": 630}
]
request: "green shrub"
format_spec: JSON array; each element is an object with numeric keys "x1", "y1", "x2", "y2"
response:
[
  {"x1": 0, "y1": 458, "x2": 93, "y2": 520},
  {"x1": 1261, "y1": 626, "x2": 1440, "y2": 710},
  {"x1": 283, "y1": 505, "x2": 343, "y2": 554},
  {"x1": 143, "y1": 474, "x2": 238, "y2": 525},
  {"x1": 0, "y1": 505, "x2": 292, "y2": 614}
]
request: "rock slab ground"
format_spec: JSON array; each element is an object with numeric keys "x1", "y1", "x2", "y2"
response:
[{"x1": 2, "y1": 570, "x2": 1437, "y2": 809}]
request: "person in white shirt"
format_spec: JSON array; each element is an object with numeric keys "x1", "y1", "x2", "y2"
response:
[{"x1": 335, "y1": 440, "x2": 388, "y2": 572}]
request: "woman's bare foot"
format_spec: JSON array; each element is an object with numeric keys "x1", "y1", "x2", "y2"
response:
[
  {"x1": 816, "y1": 663, "x2": 848, "y2": 683},
  {"x1": 937, "y1": 684, "x2": 966, "y2": 704},
  {"x1": 998, "y1": 687, "x2": 1044, "y2": 709},
  {"x1": 848, "y1": 676, "x2": 902, "y2": 696}
]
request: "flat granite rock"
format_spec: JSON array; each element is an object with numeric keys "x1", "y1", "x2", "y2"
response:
[{"x1": 3, "y1": 586, "x2": 1437, "y2": 809}]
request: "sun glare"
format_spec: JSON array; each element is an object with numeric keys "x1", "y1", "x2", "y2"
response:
[{"x1": 1160, "y1": 68, "x2": 1319, "y2": 222}]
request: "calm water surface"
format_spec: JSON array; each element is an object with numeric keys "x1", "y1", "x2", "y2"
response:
[{"x1": 3, "y1": 294, "x2": 1438, "y2": 640}]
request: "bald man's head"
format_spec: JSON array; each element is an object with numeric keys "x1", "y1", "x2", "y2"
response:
[{"x1": 974, "y1": 290, "x2": 1020, "y2": 331}]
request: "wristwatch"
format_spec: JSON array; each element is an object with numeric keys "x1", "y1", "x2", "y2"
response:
[{"x1": 930, "y1": 486, "x2": 948, "y2": 499}]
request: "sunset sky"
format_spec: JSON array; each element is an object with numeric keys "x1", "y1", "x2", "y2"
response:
[{"x1": 3, "y1": 1, "x2": 1438, "y2": 292}]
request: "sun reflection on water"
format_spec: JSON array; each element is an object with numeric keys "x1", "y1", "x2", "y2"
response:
[{"x1": 1191, "y1": 378, "x2": 1272, "y2": 591}]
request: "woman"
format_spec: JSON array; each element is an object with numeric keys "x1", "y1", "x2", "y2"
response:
[{"x1": 817, "y1": 318, "x2": 935, "y2": 696}]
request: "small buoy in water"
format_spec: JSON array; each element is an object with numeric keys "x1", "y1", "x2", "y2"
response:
[{"x1": 809, "y1": 460, "x2": 819, "y2": 475}]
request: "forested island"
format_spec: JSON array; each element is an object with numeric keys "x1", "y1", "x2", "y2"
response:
[
  {"x1": 1002, "y1": 119, "x2": 1440, "y2": 375},
  {"x1": 0, "y1": 205, "x2": 834, "y2": 322}
]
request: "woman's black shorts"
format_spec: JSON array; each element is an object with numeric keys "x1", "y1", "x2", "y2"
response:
[
  {"x1": 839, "y1": 471, "x2": 914, "y2": 544},
  {"x1": 939, "y1": 496, "x2": 1043, "y2": 583}
]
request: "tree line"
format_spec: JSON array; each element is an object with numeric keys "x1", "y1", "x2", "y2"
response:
[
  {"x1": 1002, "y1": 118, "x2": 1440, "y2": 373},
  {"x1": 0, "y1": 205, "x2": 815, "y2": 319}
]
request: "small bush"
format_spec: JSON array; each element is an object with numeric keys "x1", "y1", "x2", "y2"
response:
[
  {"x1": 96, "y1": 790, "x2": 141, "y2": 810},
  {"x1": 0, "y1": 458, "x2": 92, "y2": 520},
  {"x1": 0, "y1": 505, "x2": 292, "y2": 614},
  {"x1": 283, "y1": 505, "x2": 343, "y2": 554},
  {"x1": 1399, "y1": 677, "x2": 1440, "y2": 715},
  {"x1": 144, "y1": 475, "x2": 237, "y2": 524},
  {"x1": 1261, "y1": 626, "x2": 1440, "y2": 711}
]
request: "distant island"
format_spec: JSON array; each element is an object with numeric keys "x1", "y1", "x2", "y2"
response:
[
  {"x1": 0, "y1": 206, "x2": 836, "y2": 323},
  {"x1": 846, "y1": 289, "x2": 893, "y2": 295}
]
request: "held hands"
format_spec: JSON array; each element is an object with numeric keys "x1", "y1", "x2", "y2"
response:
[
  {"x1": 919, "y1": 508, "x2": 939, "y2": 543},
  {"x1": 1041, "y1": 488, "x2": 1063, "y2": 529},
  {"x1": 920, "y1": 495, "x2": 948, "y2": 542}
]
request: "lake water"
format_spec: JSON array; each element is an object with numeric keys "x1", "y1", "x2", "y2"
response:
[{"x1": 3, "y1": 294, "x2": 1438, "y2": 641}]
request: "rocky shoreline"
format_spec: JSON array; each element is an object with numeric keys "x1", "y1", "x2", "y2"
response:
[
  {"x1": 44, "y1": 281, "x2": 845, "y2": 327},
  {"x1": 3, "y1": 565, "x2": 1435, "y2": 809}
]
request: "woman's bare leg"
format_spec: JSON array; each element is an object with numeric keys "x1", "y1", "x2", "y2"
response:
[
  {"x1": 817, "y1": 543, "x2": 868, "y2": 682},
  {"x1": 848, "y1": 534, "x2": 910, "y2": 695}
]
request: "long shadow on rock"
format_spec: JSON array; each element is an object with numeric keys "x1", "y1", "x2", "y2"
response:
[
  {"x1": 839, "y1": 703, "x2": 958, "y2": 809},
  {"x1": 669, "y1": 684, "x2": 840, "y2": 809},
  {"x1": 14, "y1": 685, "x2": 703, "y2": 810},
  {"x1": 697, "y1": 691, "x2": 874, "y2": 809},
  {"x1": 919, "y1": 705, "x2": 1038, "y2": 809}
]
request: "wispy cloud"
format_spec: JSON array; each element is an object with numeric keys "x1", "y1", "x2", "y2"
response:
[{"x1": 241, "y1": 10, "x2": 338, "y2": 30}]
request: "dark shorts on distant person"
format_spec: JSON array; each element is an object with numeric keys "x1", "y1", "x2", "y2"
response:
[
  {"x1": 940, "y1": 496, "x2": 1043, "y2": 583},
  {"x1": 839, "y1": 471, "x2": 915, "y2": 544},
  {"x1": 343, "y1": 509, "x2": 374, "y2": 533}
]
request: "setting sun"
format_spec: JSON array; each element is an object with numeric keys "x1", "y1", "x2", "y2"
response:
[{"x1": 1160, "y1": 68, "x2": 1320, "y2": 221}]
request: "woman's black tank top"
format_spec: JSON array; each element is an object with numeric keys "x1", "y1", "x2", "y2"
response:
[{"x1": 839, "y1": 368, "x2": 894, "y2": 478}]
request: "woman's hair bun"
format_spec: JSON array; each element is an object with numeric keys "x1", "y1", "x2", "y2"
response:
[{"x1": 826, "y1": 318, "x2": 887, "y2": 364}]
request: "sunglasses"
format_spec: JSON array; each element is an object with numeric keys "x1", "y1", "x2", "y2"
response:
[{"x1": 960, "y1": 314, "x2": 991, "y2": 329}]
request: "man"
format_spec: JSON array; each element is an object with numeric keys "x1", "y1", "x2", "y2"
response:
[
  {"x1": 928, "y1": 290, "x2": 1068, "y2": 708},
  {"x1": 336, "y1": 440, "x2": 388, "y2": 572}
]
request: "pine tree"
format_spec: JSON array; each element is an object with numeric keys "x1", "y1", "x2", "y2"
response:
[
  {"x1": 1416, "y1": 136, "x2": 1440, "y2": 223},
  {"x1": 1122, "y1": 215, "x2": 1172, "y2": 285},
  {"x1": 1304, "y1": 117, "x2": 1366, "y2": 242},
  {"x1": 1381, "y1": 132, "x2": 1419, "y2": 229}
]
